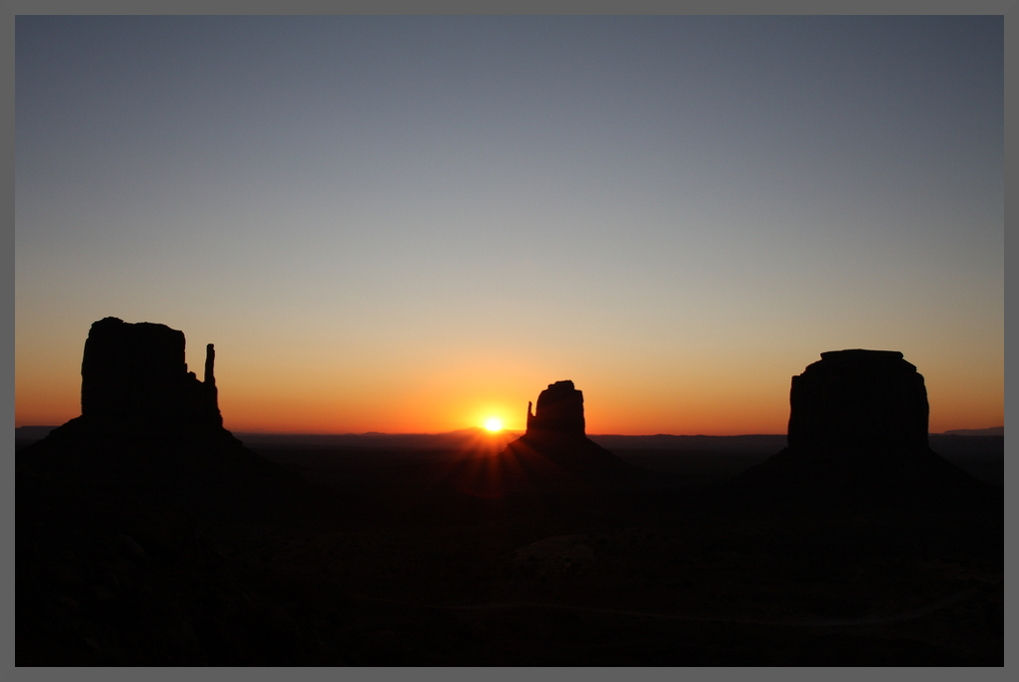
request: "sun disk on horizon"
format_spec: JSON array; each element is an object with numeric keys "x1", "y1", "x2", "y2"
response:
[{"x1": 484, "y1": 417, "x2": 504, "y2": 432}]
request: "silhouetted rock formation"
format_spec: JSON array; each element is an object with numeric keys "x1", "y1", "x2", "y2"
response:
[
  {"x1": 526, "y1": 380, "x2": 586, "y2": 436},
  {"x1": 78, "y1": 317, "x2": 223, "y2": 438},
  {"x1": 787, "y1": 350, "x2": 929, "y2": 455},
  {"x1": 18, "y1": 318, "x2": 288, "y2": 484},
  {"x1": 17, "y1": 319, "x2": 314, "y2": 666},
  {"x1": 17, "y1": 319, "x2": 301, "y2": 667},
  {"x1": 481, "y1": 380, "x2": 652, "y2": 495},
  {"x1": 730, "y1": 350, "x2": 998, "y2": 511}
]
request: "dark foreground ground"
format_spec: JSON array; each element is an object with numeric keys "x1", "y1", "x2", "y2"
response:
[{"x1": 16, "y1": 435, "x2": 1003, "y2": 665}]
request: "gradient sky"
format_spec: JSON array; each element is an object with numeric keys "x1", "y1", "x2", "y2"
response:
[{"x1": 15, "y1": 16, "x2": 1004, "y2": 435}]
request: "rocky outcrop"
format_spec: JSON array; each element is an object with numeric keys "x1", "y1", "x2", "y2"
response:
[
  {"x1": 18, "y1": 317, "x2": 292, "y2": 487},
  {"x1": 16, "y1": 319, "x2": 309, "y2": 666},
  {"x1": 730, "y1": 350, "x2": 996, "y2": 511},
  {"x1": 79, "y1": 317, "x2": 222, "y2": 436},
  {"x1": 24, "y1": 316, "x2": 243, "y2": 448},
  {"x1": 787, "y1": 349, "x2": 929, "y2": 455},
  {"x1": 480, "y1": 380, "x2": 651, "y2": 495},
  {"x1": 526, "y1": 380, "x2": 585, "y2": 436}
]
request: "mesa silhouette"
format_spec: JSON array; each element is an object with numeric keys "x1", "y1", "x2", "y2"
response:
[{"x1": 728, "y1": 349, "x2": 998, "y2": 511}]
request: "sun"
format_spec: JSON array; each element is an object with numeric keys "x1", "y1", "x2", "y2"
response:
[{"x1": 483, "y1": 417, "x2": 504, "y2": 433}]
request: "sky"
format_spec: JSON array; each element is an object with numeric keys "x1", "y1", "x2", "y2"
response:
[{"x1": 15, "y1": 16, "x2": 1004, "y2": 435}]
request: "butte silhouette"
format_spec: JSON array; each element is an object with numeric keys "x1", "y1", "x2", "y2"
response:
[
  {"x1": 501, "y1": 380, "x2": 651, "y2": 488},
  {"x1": 17, "y1": 318, "x2": 304, "y2": 666},
  {"x1": 447, "y1": 380, "x2": 652, "y2": 501},
  {"x1": 17, "y1": 317, "x2": 286, "y2": 485},
  {"x1": 68, "y1": 317, "x2": 225, "y2": 439},
  {"x1": 728, "y1": 349, "x2": 998, "y2": 511}
]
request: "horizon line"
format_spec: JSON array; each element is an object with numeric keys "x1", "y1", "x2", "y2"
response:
[{"x1": 14, "y1": 425, "x2": 1003, "y2": 438}]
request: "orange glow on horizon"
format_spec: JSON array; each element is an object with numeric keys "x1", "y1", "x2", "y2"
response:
[{"x1": 13, "y1": 345, "x2": 1003, "y2": 436}]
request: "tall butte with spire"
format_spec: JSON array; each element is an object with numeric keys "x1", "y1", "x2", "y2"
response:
[
  {"x1": 75, "y1": 317, "x2": 225, "y2": 439},
  {"x1": 18, "y1": 317, "x2": 284, "y2": 480}
]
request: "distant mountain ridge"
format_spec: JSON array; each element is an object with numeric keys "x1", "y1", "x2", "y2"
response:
[
  {"x1": 14, "y1": 425, "x2": 1002, "y2": 446},
  {"x1": 14, "y1": 426, "x2": 62, "y2": 441},
  {"x1": 941, "y1": 426, "x2": 1003, "y2": 437}
]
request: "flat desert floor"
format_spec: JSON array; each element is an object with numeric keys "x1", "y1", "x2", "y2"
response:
[{"x1": 16, "y1": 436, "x2": 1003, "y2": 665}]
